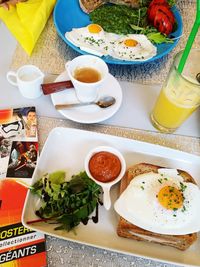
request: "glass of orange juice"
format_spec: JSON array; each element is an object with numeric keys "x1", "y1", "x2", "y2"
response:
[{"x1": 150, "y1": 49, "x2": 200, "y2": 133}]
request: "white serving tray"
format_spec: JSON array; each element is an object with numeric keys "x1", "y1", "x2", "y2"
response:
[{"x1": 22, "y1": 127, "x2": 200, "y2": 267}]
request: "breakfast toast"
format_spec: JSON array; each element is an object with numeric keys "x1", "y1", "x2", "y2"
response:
[
  {"x1": 79, "y1": 0, "x2": 105, "y2": 13},
  {"x1": 117, "y1": 163, "x2": 198, "y2": 250}
]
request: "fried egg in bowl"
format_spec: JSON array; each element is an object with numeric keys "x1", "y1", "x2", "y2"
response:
[
  {"x1": 65, "y1": 24, "x2": 111, "y2": 57},
  {"x1": 65, "y1": 24, "x2": 157, "y2": 61},
  {"x1": 110, "y1": 34, "x2": 157, "y2": 61}
]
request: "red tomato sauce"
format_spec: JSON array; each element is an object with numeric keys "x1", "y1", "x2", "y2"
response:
[{"x1": 89, "y1": 151, "x2": 121, "y2": 183}]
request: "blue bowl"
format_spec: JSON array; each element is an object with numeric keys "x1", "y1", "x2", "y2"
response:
[{"x1": 53, "y1": 0, "x2": 183, "y2": 65}]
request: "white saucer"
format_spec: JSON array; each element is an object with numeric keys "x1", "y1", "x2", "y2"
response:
[{"x1": 51, "y1": 71, "x2": 123, "y2": 124}]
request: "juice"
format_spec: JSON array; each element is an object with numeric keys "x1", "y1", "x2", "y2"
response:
[
  {"x1": 151, "y1": 89, "x2": 197, "y2": 130},
  {"x1": 150, "y1": 49, "x2": 200, "y2": 133}
]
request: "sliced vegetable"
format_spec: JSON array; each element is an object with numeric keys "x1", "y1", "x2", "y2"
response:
[
  {"x1": 147, "y1": 0, "x2": 175, "y2": 35},
  {"x1": 148, "y1": 4, "x2": 175, "y2": 24}
]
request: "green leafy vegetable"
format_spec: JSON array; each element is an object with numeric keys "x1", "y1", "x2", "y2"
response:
[
  {"x1": 49, "y1": 170, "x2": 65, "y2": 184},
  {"x1": 147, "y1": 32, "x2": 173, "y2": 44},
  {"x1": 129, "y1": 24, "x2": 173, "y2": 43},
  {"x1": 90, "y1": 5, "x2": 148, "y2": 35},
  {"x1": 30, "y1": 171, "x2": 101, "y2": 232},
  {"x1": 167, "y1": 0, "x2": 176, "y2": 7}
]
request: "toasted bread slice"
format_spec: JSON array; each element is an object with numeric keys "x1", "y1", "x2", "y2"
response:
[
  {"x1": 117, "y1": 163, "x2": 198, "y2": 250},
  {"x1": 79, "y1": 0, "x2": 105, "y2": 13}
]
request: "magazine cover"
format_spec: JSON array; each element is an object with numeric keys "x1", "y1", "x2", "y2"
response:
[
  {"x1": 0, "y1": 107, "x2": 38, "y2": 179},
  {"x1": 0, "y1": 107, "x2": 47, "y2": 267},
  {"x1": 0, "y1": 179, "x2": 47, "y2": 267}
]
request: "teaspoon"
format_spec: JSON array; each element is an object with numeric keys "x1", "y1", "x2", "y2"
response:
[
  {"x1": 55, "y1": 96, "x2": 116, "y2": 110},
  {"x1": 196, "y1": 73, "x2": 200, "y2": 83}
]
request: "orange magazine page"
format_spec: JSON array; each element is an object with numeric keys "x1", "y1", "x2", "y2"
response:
[
  {"x1": 0, "y1": 179, "x2": 47, "y2": 267},
  {"x1": 0, "y1": 107, "x2": 47, "y2": 266}
]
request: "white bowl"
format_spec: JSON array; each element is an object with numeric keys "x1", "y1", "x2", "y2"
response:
[{"x1": 84, "y1": 146, "x2": 126, "y2": 210}]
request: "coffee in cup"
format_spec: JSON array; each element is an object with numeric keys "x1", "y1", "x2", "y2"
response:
[{"x1": 66, "y1": 55, "x2": 109, "y2": 102}]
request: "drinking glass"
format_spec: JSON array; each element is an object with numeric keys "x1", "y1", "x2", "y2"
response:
[{"x1": 150, "y1": 49, "x2": 200, "y2": 133}]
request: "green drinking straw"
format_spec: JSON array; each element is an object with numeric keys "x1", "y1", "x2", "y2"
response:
[{"x1": 177, "y1": 0, "x2": 200, "y2": 74}]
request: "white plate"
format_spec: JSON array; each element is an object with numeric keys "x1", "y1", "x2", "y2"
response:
[
  {"x1": 22, "y1": 127, "x2": 200, "y2": 267},
  {"x1": 51, "y1": 72, "x2": 122, "y2": 123}
]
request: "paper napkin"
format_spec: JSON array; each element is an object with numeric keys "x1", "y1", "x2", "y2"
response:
[{"x1": 0, "y1": 0, "x2": 56, "y2": 55}]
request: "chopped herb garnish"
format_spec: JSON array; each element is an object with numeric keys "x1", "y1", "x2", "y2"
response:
[
  {"x1": 141, "y1": 186, "x2": 144, "y2": 190},
  {"x1": 181, "y1": 205, "x2": 186, "y2": 212},
  {"x1": 180, "y1": 182, "x2": 187, "y2": 192}
]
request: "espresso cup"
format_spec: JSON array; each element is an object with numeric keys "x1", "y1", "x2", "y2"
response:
[
  {"x1": 7, "y1": 65, "x2": 44, "y2": 99},
  {"x1": 66, "y1": 55, "x2": 109, "y2": 102}
]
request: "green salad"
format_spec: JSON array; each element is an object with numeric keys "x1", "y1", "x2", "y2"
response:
[
  {"x1": 30, "y1": 171, "x2": 101, "y2": 232},
  {"x1": 89, "y1": 1, "x2": 176, "y2": 44},
  {"x1": 90, "y1": 5, "x2": 148, "y2": 35}
]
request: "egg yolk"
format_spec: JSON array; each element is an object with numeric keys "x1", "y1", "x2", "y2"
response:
[
  {"x1": 124, "y1": 39, "x2": 138, "y2": 47},
  {"x1": 88, "y1": 24, "x2": 102, "y2": 34},
  {"x1": 158, "y1": 186, "x2": 183, "y2": 210}
]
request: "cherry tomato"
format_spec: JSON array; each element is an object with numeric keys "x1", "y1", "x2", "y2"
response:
[
  {"x1": 147, "y1": 0, "x2": 175, "y2": 35},
  {"x1": 153, "y1": 11, "x2": 173, "y2": 35},
  {"x1": 148, "y1": 4, "x2": 175, "y2": 24}
]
